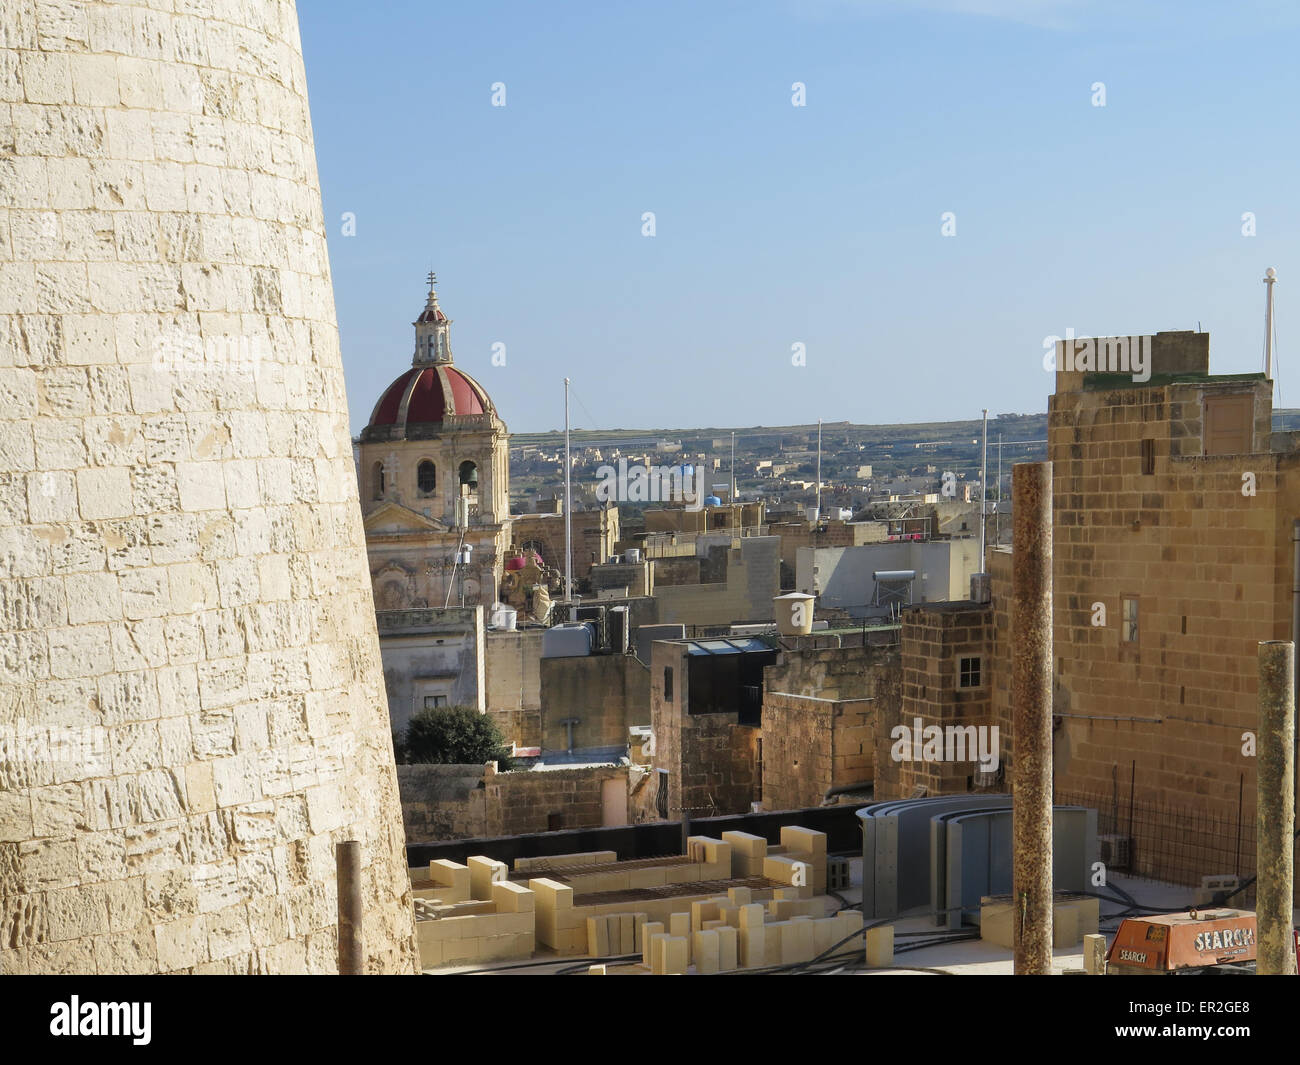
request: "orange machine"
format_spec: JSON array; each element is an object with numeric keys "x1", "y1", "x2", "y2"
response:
[{"x1": 1106, "y1": 909, "x2": 1257, "y2": 974}]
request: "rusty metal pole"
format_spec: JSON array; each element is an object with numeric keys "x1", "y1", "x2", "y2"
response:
[
  {"x1": 1256, "y1": 641, "x2": 1296, "y2": 975},
  {"x1": 337, "y1": 840, "x2": 363, "y2": 975},
  {"x1": 1012, "y1": 462, "x2": 1053, "y2": 974}
]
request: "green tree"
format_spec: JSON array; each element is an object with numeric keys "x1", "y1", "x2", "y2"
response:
[{"x1": 403, "y1": 705, "x2": 514, "y2": 770}]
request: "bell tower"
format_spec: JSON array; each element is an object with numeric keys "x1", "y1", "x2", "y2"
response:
[{"x1": 414, "y1": 271, "x2": 454, "y2": 366}]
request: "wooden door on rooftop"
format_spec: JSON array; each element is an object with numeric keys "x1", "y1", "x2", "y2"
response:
[{"x1": 1202, "y1": 393, "x2": 1253, "y2": 455}]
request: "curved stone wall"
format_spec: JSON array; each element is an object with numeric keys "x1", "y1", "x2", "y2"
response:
[{"x1": 0, "y1": 0, "x2": 417, "y2": 973}]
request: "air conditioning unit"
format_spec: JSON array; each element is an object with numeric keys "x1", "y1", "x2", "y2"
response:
[
  {"x1": 1195, "y1": 874, "x2": 1241, "y2": 906},
  {"x1": 1098, "y1": 834, "x2": 1132, "y2": 870}
]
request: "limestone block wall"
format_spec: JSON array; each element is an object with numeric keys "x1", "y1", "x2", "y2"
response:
[
  {"x1": 396, "y1": 762, "x2": 627, "y2": 842},
  {"x1": 0, "y1": 0, "x2": 416, "y2": 973},
  {"x1": 538, "y1": 652, "x2": 649, "y2": 753}
]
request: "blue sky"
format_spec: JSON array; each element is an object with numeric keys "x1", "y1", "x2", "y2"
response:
[{"x1": 298, "y1": 1, "x2": 1300, "y2": 435}]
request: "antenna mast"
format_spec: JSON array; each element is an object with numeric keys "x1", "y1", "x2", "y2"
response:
[{"x1": 564, "y1": 378, "x2": 572, "y2": 605}]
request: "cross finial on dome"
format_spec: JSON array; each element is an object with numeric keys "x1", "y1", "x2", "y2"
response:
[{"x1": 426, "y1": 270, "x2": 437, "y2": 293}]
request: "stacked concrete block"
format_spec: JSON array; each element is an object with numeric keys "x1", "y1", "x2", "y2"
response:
[
  {"x1": 693, "y1": 929, "x2": 720, "y2": 973},
  {"x1": 716, "y1": 925, "x2": 739, "y2": 971},
  {"x1": 642, "y1": 921, "x2": 664, "y2": 967},
  {"x1": 978, "y1": 894, "x2": 1097, "y2": 950},
  {"x1": 722, "y1": 831, "x2": 768, "y2": 877},
  {"x1": 513, "y1": 851, "x2": 617, "y2": 875},
  {"x1": 738, "y1": 903, "x2": 766, "y2": 968},
  {"x1": 583, "y1": 911, "x2": 641, "y2": 958},
  {"x1": 416, "y1": 907, "x2": 535, "y2": 969},
  {"x1": 426, "y1": 860, "x2": 470, "y2": 903},
  {"x1": 685, "y1": 836, "x2": 733, "y2": 880},
  {"x1": 779, "y1": 826, "x2": 828, "y2": 895},
  {"x1": 1083, "y1": 934, "x2": 1107, "y2": 974},
  {"x1": 0, "y1": 0, "x2": 417, "y2": 975},
  {"x1": 865, "y1": 925, "x2": 893, "y2": 966},
  {"x1": 658, "y1": 935, "x2": 689, "y2": 975},
  {"x1": 763, "y1": 856, "x2": 815, "y2": 900},
  {"x1": 530, "y1": 877, "x2": 585, "y2": 955},
  {"x1": 414, "y1": 878, "x2": 536, "y2": 969},
  {"x1": 468, "y1": 856, "x2": 508, "y2": 901}
]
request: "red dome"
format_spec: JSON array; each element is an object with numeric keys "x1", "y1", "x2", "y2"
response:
[{"x1": 368, "y1": 364, "x2": 492, "y2": 430}]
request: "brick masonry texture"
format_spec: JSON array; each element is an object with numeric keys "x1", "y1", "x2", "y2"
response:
[{"x1": 0, "y1": 0, "x2": 417, "y2": 973}]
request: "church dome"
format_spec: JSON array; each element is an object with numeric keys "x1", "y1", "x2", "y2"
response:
[
  {"x1": 361, "y1": 274, "x2": 499, "y2": 440},
  {"x1": 369, "y1": 364, "x2": 493, "y2": 428}
]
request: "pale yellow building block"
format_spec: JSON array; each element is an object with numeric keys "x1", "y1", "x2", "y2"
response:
[
  {"x1": 428, "y1": 859, "x2": 470, "y2": 902},
  {"x1": 722, "y1": 831, "x2": 766, "y2": 858},
  {"x1": 763, "y1": 854, "x2": 814, "y2": 897},
  {"x1": 717, "y1": 925, "x2": 738, "y2": 972},
  {"x1": 1073, "y1": 896, "x2": 1100, "y2": 936},
  {"x1": 660, "y1": 935, "x2": 689, "y2": 975},
  {"x1": 468, "y1": 855, "x2": 508, "y2": 901},
  {"x1": 768, "y1": 898, "x2": 795, "y2": 921},
  {"x1": 835, "y1": 909, "x2": 865, "y2": 950},
  {"x1": 1054, "y1": 905, "x2": 1080, "y2": 949},
  {"x1": 618, "y1": 913, "x2": 636, "y2": 955},
  {"x1": 588, "y1": 964, "x2": 607, "y2": 974},
  {"x1": 865, "y1": 925, "x2": 894, "y2": 967},
  {"x1": 514, "y1": 851, "x2": 617, "y2": 874},
  {"x1": 727, "y1": 886, "x2": 753, "y2": 906},
  {"x1": 693, "y1": 929, "x2": 720, "y2": 974},
  {"x1": 738, "y1": 903, "x2": 766, "y2": 929},
  {"x1": 812, "y1": 917, "x2": 834, "y2": 955},
  {"x1": 1083, "y1": 933, "x2": 1107, "y2": 974},
  {"x1": 491, "y1": 880, "x2": 535, "y2": 913},
  {"x1": 649, "y1": 933, "x2": 669, "y2": 975},
  {"x1": 764, "y1": 927, "x2": 783, "y2": 967},
  {"x1": 781, "y1": 919, "x2": 815, "y2": 964},
  {"x1": 587, "y1": 916, "x2": 611, "y2": 958},
  {"x1": 979, "y1": 899, "x2": 1015, "y2": 949},
  {"x1": 553, "y1": 927, "x2": 587, "y2": 955},
  {"x1": 691, "y1": 900, "x2": 720, "y2": 931},
  {"x1": 643, "y1": 922, "x2": 665, "y2": 967},
  {"x1": 779, "y1": 826, "x2": 828, "y2": 856},
  {"x1": 669, "y1": 912, "x2": 691, "y2": 961},
  {"x1": 627, "y1": 866, "x2": 669, "y2": 890},
  {"x1": 739, "y1": 925, "x2": 766, "y2": 968}
]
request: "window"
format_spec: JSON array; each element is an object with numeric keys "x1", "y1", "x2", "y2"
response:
[
  {"x1": 664, "y1": 666, "x2": 673, "y2": 702},
  {"x1": 458, "y1": 460, "x2": 478, "y2": 487},
  {"x1": 372, "y1": 462, "x2": 384, "y2": 501},
  {"x1": 1121, "y1": 597, "x2": 1139, "y2": 643},
  {"x1": 417, "y1": 460, "x2": 436, "y2": 495},
  {"x1": 1140, "y1": 438, "x2": 1155, "y2": 475},
  {"x1": 656, "y1": 770, "x2": 669, "y2": 819},
  {"x1": 422, "y1": 694, "x2": 447, "y2": 710},
  {"x1": 958, "y1": 656, "x2": 981, "y2": 689}
]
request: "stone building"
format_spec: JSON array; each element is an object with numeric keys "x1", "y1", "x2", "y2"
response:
[
  {"x1": 863, "y1": 331, "x2": 1300, "y2": 893},
  {"x1": 358, "y1": 277, "x2": 512, "y2": 611},
  {"x1": 0, "y1": 0, "x2": 416, "y2": 973}
]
